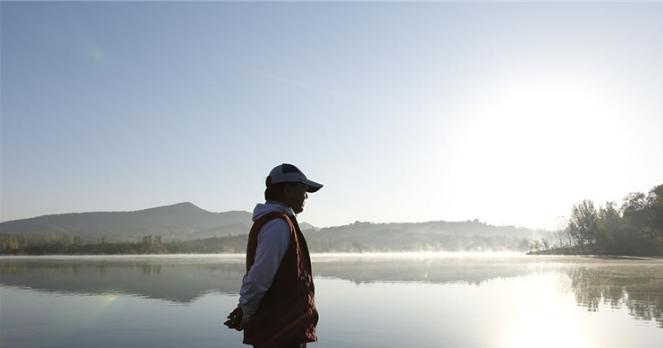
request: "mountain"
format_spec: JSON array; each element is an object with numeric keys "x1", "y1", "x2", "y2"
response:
[
  {"x1": 162, "y1": 219, "x2": 552, "y2": 253},
  {"x1": 0, "y1": 203, "x2": 548, "y2": 251},
  {"x1": 0, "y1": 202, "x2": 318, "y2": 242},
  {"x1": 304, "y1": 220, "x2": 551, "y2": 252},
  {"x1": 0, "y1": 202, "x2": 255, "y2": 241}
]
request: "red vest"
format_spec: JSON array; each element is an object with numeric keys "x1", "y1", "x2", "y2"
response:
[{"x1": 243, "y1": 212, "x2": 318, "y2": 347}]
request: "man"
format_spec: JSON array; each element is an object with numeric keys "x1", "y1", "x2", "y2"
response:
[{"x1": 225, "y1": 163, "x2": 322, "y2": 348}]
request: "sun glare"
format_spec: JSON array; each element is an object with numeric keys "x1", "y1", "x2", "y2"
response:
[
  {"x1": 447, "y1": 73, "x2": 630, "y2": 228},
  {"x1": 498, "y1": 274, "x2": 593, "y2": 348}
]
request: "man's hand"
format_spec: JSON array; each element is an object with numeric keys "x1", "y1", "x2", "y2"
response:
[{"x1": 224, "y1": 306, "x2": 244, "y2": 331}]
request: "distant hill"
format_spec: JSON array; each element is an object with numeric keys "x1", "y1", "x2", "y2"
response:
[
  {"x1": 0, "y1": 202, "x2": 317, "y2": 242},
  {"x1": 0, "y1": 203, "x2": 249, "y2": 241},
  {"x1": 304, "y1": 220, "x2": 551, "y2": 252},
  {"x1": 0, "y1": 203, "x2": 548, "y2": 251},
  {"x1": 142, "y1": 219, "x2": 552, "y2": 253}
]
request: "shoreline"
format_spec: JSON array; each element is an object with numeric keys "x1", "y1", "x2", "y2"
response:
[{"x1": 527, "y1": 248, "x2": 663, "y2": 257}]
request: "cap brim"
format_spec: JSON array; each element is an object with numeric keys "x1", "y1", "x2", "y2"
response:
[{"x1": 302, "y1": 179, "x2": 323, "y2": 193}]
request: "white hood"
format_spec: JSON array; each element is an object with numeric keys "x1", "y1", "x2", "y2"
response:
[{"x1": 252, "y1": 202, "x2": 295, "y2": 222}]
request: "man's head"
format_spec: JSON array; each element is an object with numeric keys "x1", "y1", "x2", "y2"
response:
[{"x1": 264, "y1": 164, "x2": 323, "y2": 214}]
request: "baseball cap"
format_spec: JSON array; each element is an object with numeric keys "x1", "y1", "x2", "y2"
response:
[{"x1": 267, "y1": 163, "x2": 323, "y2": 193}]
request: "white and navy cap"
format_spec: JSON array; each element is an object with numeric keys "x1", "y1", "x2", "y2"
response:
[{"x1": 267, "y1": 163, "x2": 323, "y2": 193}]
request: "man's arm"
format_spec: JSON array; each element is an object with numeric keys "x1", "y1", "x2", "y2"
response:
[{"x1": 238, "y1": 218, "x2": 291, "y2": 322}]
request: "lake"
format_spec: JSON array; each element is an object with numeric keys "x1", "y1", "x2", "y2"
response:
[{"x1": 1, "y1": 253, "x2": 662, "y2": 348}]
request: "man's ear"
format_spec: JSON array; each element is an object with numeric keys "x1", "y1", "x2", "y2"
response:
[{"x1": 281, "y1": 183, "x2": 293, "y2": 197}]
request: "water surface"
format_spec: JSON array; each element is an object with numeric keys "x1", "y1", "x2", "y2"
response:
[{"x1": 1, "y1": 254, "x2": 662, "y2": 347}]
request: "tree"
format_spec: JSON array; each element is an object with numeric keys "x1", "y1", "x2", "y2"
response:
[
  {"x1": 530, "y1": 239, "x2": 542, "y2": 251},
  {"x1": 646, "y1": 185, "x2": 663, "y2": 244},
  {"x1": 622, "y1": 192, "x2": 651, "y2": 233},
  {"x1": 568, "y1": 200, "x2": 599, "y2": 249},
  {"x1": 621, "y1": 189, "x2": 660, "y2": 251},
  {"x1": 552, "y1": 229, "x2": 569, "y2": 248},
  {"x1": 597, "y1": 202, "x2": 622, "y2": 249},
  {"x1": 142, "y1": 235, "x2": 153, "y2": 245}
]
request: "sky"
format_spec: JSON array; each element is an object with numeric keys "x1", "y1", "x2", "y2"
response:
[{"x1": 1, "y1": 2, "x2": 662, "y2": 230}]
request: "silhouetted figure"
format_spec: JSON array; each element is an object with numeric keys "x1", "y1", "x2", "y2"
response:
[{"x1": 225, "y1": 163, "x2": 323, "y2": 348}]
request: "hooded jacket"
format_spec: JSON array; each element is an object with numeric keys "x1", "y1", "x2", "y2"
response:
[
  {"x1": 240, "y1": 202, "x2": 318, "y2": 346},
  {"x1": 239, "y1": 201, "x2": 294, "y2": 320}
]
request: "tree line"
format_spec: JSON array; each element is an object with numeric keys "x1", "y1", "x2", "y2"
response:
[
  {"x1": 4, "y1": 184, "x2": 660, "y2": 256},
  {"x1": 0, "y1": 234, "x2": 171, "y2": 255},
  {"x1": 550, "y1": 184, "x2": 663, "y2": 255}
]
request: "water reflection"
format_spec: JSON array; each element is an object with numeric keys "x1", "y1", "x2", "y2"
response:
[
  {"x1": 1, "y1": 255, "x2": 662, "y2": 328},
  {"x1": 569, "y1": 265, "x2": 663, "y2": 328},
  {"x1": 0, "y1": 257, "x2": 245, "y2": 302}
]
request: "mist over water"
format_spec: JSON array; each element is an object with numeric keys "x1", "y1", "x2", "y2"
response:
[{"x1": 1, "y1": 253, "x2": 662, "y2": 348}]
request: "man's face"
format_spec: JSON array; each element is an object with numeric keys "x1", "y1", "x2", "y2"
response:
[{"x1": 284, "y1": 183, "x2": 309, "y2": 214}]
